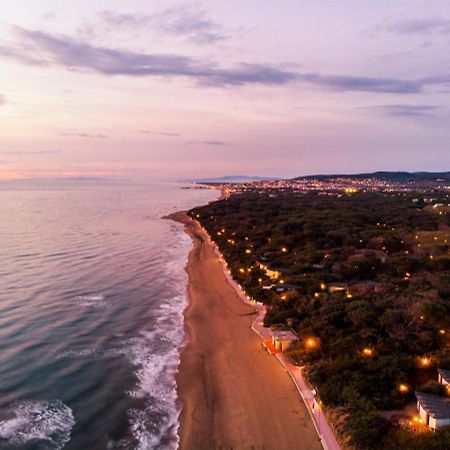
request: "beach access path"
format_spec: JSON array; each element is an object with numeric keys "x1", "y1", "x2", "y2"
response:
[
  {"x1": 214, "y1": 229, "x2": 342, "y2": 450},
  {"x1": 171, "y1": 211, "x2": 323, "y2": 450}
]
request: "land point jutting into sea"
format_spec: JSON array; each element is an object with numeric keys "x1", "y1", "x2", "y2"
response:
[{"x1": 179, "y1": 171, "x2": 450, "y2": 450}]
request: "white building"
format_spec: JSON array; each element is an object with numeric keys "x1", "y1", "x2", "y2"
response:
[
  {"x1": 416, "y1": 391, "x2": 450, "y2": 431},
  {"x1": 438, "y1": 368, "x2": 450, "y2": 387},
  {"x1": 270, "y1": 328, "x2": 298, "y2": 352}
]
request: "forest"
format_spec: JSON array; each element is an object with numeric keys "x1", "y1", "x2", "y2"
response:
[{"x1": 189, "y1": 190, "x2": 450, "y2": 449}]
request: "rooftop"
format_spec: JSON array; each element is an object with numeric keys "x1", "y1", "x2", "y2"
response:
[
  {"x1": 416, "y1": 391, "x2": 450, "y2": 419},
  {"x1": 271, "y1": 328, "x2": 298, "y2": 341},
  {"x1": 438, "y1": 368, "x2": 450, "y2": 383}
]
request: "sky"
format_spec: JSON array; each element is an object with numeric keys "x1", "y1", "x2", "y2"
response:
[{"x1": 0, "y1": 0, "x2": 449, "y2": 180}]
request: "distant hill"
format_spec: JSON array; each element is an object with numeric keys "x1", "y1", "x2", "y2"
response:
[
  {"x1": 194, "y1": 175, "x2": 276, "y2": 183},
  {"x1": 294, "y1": 171, "x2": 450, "y2": 182}
]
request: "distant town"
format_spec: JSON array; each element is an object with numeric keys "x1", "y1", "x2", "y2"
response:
[{"x1": 197, "y1": 171, "x2": 450, "y2": 198}]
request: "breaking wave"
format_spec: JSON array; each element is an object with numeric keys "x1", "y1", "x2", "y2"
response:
[{"x1": 0, "y1": 400, "x2": 75, "y2": 450}]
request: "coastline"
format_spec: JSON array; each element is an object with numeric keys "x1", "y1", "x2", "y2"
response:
[{"x1": 170, "y1": 210, "x2": 322, "y2": 450}]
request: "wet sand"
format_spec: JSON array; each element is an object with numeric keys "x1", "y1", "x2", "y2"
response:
[{"x1": 171, "y1": 211, "x2": 322, "y2": 450}]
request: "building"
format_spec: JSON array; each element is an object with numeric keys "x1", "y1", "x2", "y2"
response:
[
  {"x1": 270, "y1": 328, "x2": 298, "y2": 351},
  {"x1": 416, "y1": 391, "x2": 450, "y2": 431},
  {"x1": 257, "y1": 263, "x2": 280, "y2": 280},
  {"x1": 438, "y1": 368, "x2": 450, "y2": 386}
]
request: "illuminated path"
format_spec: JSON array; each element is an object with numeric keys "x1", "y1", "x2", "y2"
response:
[{"x1": 212, "y1": 230, "x2": 341, "y2": 450}]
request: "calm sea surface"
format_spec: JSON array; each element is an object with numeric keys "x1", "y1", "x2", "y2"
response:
[{"x1": 0, "y1": 180, "x2": 218, "y2": 450}]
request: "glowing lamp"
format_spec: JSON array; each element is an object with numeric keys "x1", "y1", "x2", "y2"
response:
[{"x1": 420, "y1": 357, "x2": 431, "y2": 367}]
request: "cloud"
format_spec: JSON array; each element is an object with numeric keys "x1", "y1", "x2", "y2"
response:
[
  {"x1": 0, "y1": 43, "x2": 46, "y2": 66},
  {"x1": 0, "y1": 150, "x2": 61, "y2": 155},
  {"x1": 58, "y1": 132, "x2": 108, "y2": 138},
  {"x1": 387, "y1": 18, "x2": 450, "y2": 35},
  {"x1": 297, "y1": 73, "x2": 422, "y2": 93},
  {"x1": 139, "y1": 130, "x2": 181, "y2": 137},
  {"x1": 1, "y1": 26, "x2": 449, "y2": 93},
  {"x1": 0, "y1": 26, "x2": 297, "y2": 87},
  {"x1": 359, "y1": 104, "x2": 440, "y2": 117},
  {"x1": 185, "y1": 140, "x2": 229, "y2": 146},
  {"x1": 0, "y1": 94, "x2": 6, "y2": 105},
  {"x1": 98, "y1": 4, "x2": 227, "y2": 44}
]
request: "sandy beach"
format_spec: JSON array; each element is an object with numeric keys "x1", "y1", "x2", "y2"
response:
[{"x1": 171, "y1": 211, "x2": 322, "y2": 450}]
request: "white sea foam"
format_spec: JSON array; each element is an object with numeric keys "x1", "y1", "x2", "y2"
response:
[
  {"x1": 54, "y1": 348, "x2": 102, "y2": 360},
  {"x1": 124, "y1": 225, "x2": 192, "y2": 450},
  {"x1": 76, "y1": 293, "x2": 109, "y2": 308},
  {"x1": 0, "y1": 400, "x2": 75, "y2": 449}
]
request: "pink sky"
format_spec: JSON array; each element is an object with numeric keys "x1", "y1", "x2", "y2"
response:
[{"x1": 0, "y1": 0, "x2": 449, "y2": 180}]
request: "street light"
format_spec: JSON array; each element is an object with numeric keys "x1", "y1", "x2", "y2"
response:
[
  {"x1": 305, "y1": 337, "x2": 318, "y2": 349},
  {"x1": 419, "y1": 356, "x2": 431, "y2": 367}
]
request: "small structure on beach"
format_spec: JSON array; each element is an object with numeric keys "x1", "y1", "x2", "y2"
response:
[
  {"x1": 415, "y1": 391, "x2": 450, "y2": 430},
  {"x1": 270, "y1": 328, "x2": 298, "y2": 352}
]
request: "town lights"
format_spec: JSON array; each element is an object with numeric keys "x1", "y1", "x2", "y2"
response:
[
  {"x1": 245, "y1": 249, "x2": 252, "y2": 254},
  {"x1": 440, "y1": 329, "x2": 446, "y2": 335},
  {"x1": 320, "y1": 282, "x2": 326, "y2": 291},
  {"x1": 239, "y1": 268, "x2": 245, "y2": 274},
  {"x1": 399, "y1": 384, "x2": 408, "y2": 393},
  {"x1": 281, "y1": 247, "x2": 288, "y2": 253},
  {"x1": 362, "y1": 347, "x2": 373, "y2": 357}
]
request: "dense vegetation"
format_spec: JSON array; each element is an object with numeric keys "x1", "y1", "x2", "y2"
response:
[{"x1": 189, "y1": 190, "x2": 450, "y2": 449}]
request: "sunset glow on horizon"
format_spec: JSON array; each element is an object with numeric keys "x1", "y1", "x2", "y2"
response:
[{"x1": 1, "y1": 0, "x2": 449, "y2": 180}]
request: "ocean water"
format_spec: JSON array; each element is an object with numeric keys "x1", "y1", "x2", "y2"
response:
[{"x1": 0, "y1": 180, "x2": 218, "y2": 450}]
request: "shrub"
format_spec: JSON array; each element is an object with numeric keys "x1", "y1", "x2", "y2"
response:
[{"x1": 345, "y1": 410, "x2": 391, "y2": 449}]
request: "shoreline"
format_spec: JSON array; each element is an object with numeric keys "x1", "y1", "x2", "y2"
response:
[{"x1": 170, "y1": 210, "x2": 323, "y2": 450}]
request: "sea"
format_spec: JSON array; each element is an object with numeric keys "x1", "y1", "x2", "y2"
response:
[{"x1": 0, "y1": 179, "x2": 218, "y2": 450}]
